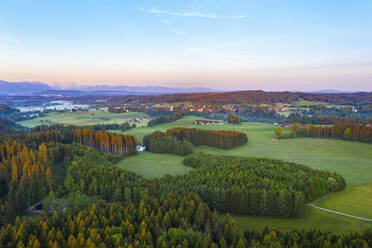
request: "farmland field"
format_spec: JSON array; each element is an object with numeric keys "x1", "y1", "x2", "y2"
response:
[{"x1": 18, "y1": 111, "x2": 149, "y2": 127}]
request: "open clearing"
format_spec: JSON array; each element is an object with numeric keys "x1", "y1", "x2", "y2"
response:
[
  {"x1": 315, "y1": 182, "x2": 372, "y2": 220},
  {"x1": 116, "y1": 152, "x2": 191, "y2": 178},
  {"x1": 19, "y1": 111, "x2": 149, "y2": 127}
]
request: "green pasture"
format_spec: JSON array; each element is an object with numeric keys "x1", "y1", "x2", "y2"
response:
[
  {"x1": 221, "y1": 206, "x2": 372, "y2": 233},
  {"x1": 18, "y1": 111, "x2": 149, "y2": 127},
  {"x1": 316, "y1": 182, "x2": 372, "y2": 220},
  {"x1": 116, "y1": 152, "x2": 191, "y2": 178}
]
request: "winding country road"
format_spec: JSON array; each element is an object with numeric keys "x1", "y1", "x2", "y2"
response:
[{"x1": 307, "y1": 203, "x2": 372, "y2": 222}]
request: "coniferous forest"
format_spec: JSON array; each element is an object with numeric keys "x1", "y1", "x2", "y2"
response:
[
  {"x1": 144, "y1": 127, "x2": 248, "y2": 151},
  {"x1": 158, "y1": 153, "x2": 345, "y2": 218},
  {"x1": 2, "y1": 193, "x2": 372, "y2": 248},
  {"x1": 147, "y1": 112, "x2": 185, "y2": 127},
  {"x1": 2, "y1": 123, "x2": 372, "y2": 247},
  {"x1": 279, "y1": 123, "x2": 372, "y2": 143}
]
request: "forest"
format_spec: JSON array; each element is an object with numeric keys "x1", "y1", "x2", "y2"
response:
[
  {"x1": 162, "y1": 127, "x2": 248, "y2": 149},
  {"x1": 285, "y1": 114, "x2": 372, "y2": 125},
  {"x1": 158, "y1": 153, "x2": 345, "y2": 218},
  {"x1": 117, "y1": 90, "x2": 372, "y2": 105},
  {"x1": 278, "y1": 123, "x2": 372, "y2": 144},
  {"x1": 2, "y1": 193, "x2": 372, "y2": 247},
  {"x1": 144, "y1": 132, "x2": 194, "y2": 155},
  {"x1": 0, "y1": 121, "x2": 371, "y2": 246},
  {"x1": 147, "y1": 112, "x2": 185, "y2": 127},
  {"x1": 73, "y1": 128, "x2": 137, "y2": 156},
  {"x1": 0, "y1": 125, "x2": 141, "y2": 226}
]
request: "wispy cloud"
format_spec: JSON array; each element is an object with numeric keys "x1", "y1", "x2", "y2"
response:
[
  {"x1": 184, "y1": 47, "x2": 254, "y2": 59},
  {"x1": 157, "y1": 16, "x2": 187, "y2": 36},
  {"x1": 144, "y1": 8, "x2": 245, "y2": 19}
]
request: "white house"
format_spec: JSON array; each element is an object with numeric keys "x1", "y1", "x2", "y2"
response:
[{"x1": 136, "y1": 145, "x2": 146, "y2": 152}]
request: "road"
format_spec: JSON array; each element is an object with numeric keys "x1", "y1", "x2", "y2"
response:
[{"x1": 307, "y1": 203, "x2": 372, "y2": 222}]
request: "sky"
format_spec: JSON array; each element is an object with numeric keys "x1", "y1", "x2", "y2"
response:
[{"x1": 0, "y1": 0, "x2": 372, "y2": 91}]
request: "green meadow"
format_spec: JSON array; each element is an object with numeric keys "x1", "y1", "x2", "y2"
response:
[
  {"x1": 316, "y1": 182, "x2": 372, "y2": 220},
  {"x1": 116, "y1": 152, "x2": 190, "y2": 178},
  {"x1": 19, "y1": 111, "x2": 149, "y2": 127},
  {"x1": 221, "y1": 206, "x2": 372, "y2": 233}
]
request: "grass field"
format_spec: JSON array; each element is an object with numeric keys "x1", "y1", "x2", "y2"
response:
[
  {"x1": 316, "y1": 182, "x2": 372, "y2": 220},
  {"x1": 220, "y1": 206, "x2": 372, "y2": 233},
  {"x1": 116, "y1": 152, "x2": 192, "y2": 178},
  {"x1": 19, "y1": 111, "x2": 149, "y2": 127}
]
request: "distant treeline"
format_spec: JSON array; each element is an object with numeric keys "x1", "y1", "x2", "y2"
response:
[
  {"x1": 108, "y1": 106, "x2": 127, "y2": 113},
  {"x1": 121, "y1": 90, "x2": 372, "y2": 105},
  {"x1": 158, "y1": 153, "x2": 345, "y2": 218},
  {"x1": 285, "y1": 115, "x2": 372, "y2": 125},
  {"x1": 278, "y1": 123, "x2": 372, "y2": 144},
  {"x1": 147, "y1": 112, "x2": 185, "y2": 127}
]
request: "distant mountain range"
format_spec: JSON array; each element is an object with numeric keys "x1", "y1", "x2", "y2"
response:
[
  {"x1": 308, "y1": 89, "x2": 356, "y2": 94},
  {"x1": 0, "y1": 80, "x2": 215, "y2": 96},
  {"x1": 71, "y1": 85, "x2": 215, "y2": 94},
  {"x1": 0, "y1": 80, "x2": 365, "y2": 96},
  {"x1": 0, "y1": 80, "x2": 53, "y2": 95}
]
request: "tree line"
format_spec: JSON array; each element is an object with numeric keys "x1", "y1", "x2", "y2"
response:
[
  {"x1": 73, "y1": 128, "x2": 137, "y2": 157},
  {"x1": 285, "y1": 114, "x2": 372, "y2": 125},
  {"x1": 30, "y1": 124, "x2": 140, "y2": 155},
  {"x1": 276, "y1": 123, "x2": 372, "y2": 144},
  {"x1": 165, "y1": 127, "x2": 248, "y2": 149},
  {"x1": 147, "y1": 112, "x2": 185, "y2": 127},
  {"x1": 158, "y1": 153, "x2": 345, "y2": 218},
  {"x1": 120, "y1": 90, "x2": 372, "y2": 105},
  {"x1": 143, "y1": 127, "x2": 247, "y2": 154},
  {"x1": 143, "y1": 131, "x2": 194, "y2": 155}
]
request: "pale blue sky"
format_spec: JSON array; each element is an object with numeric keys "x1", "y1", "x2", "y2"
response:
[{"x1": 0, "y1": 0, "x2": 371, "y2": 91}]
